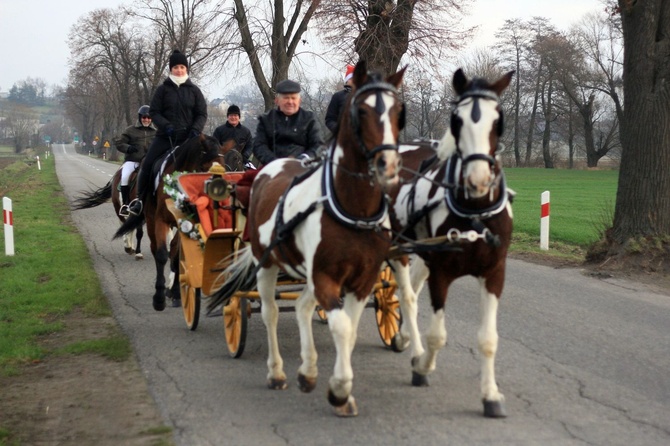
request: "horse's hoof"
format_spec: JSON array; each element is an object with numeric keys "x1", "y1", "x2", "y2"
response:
[
  {"x1": 135, "y1": 253, "x2": 144, "y2": 260},
  {"x1": 171, "y1": 298, "x2": 181, "y2": 308},
  {"x1": 411, "y1": 371, "x2": 429, "y2": 387},
  {"x1": 297, "y1": 373, "x2": 317, "y2": 393},
  {"x1": 124, "y1": 247, "x2": 133, "y2": 254},
  {"x1": 267, "y1": 378, "x2": 288, "y2": 390},
  {"x1": 153, "y1": 295, "x2": 166, "y2": 312},
  {"x1": 391, "y1": 333, "x2": 408, "y2": 352},
  {"x1": 332, "y1": 396, "x2": 358, "y2": 417},
  {"x1": 483, "y1": 399, "x2": 507, "y2": 418}
]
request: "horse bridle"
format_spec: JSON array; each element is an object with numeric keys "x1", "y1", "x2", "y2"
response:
[
  {"x1": 349, "y1": 78, "x2": 404, "y2": 164},
  {"x1": 450, "y1": 89, "x2": 503, "y2": 170}
]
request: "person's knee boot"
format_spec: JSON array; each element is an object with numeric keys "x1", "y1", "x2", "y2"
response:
[
  {"x1": 119, "y1": 185, "x2": 131, "y2": 217},
  {"x1": 128, "y1": 171, "x2": 145, "y2": 216},
  {"x1": 120, "y1": 185, "x2": 130, "y2": 205}
]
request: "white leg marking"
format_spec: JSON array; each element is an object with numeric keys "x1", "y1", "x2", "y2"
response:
[
  {"x1": 327, "y1": 295, "x2": 366, "y2": 401},
  {"x1": 295, "y1": 288, "x2": 318, "y2": 381},
  {"x1": 415, "y1": 308, "x2": 446, "y2": 376},
  {"x1": 258, "y1": 266, "x2": 286, "y2": 386},
  {"x1": 478, "y1": 278, "x2": 503, "y2": 402},
  {"x1": 389, "y1": 259, "x2": 423, "y2": 358}
]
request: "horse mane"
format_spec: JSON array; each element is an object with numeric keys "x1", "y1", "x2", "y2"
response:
[
  {"x1": 173, "y1": 135, "x2": 220, "y2": 171},
  {"x1": 436, "y1": 130, "x2": 457, "y2": 160}
]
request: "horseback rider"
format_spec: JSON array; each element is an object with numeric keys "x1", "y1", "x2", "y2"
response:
[
  {"x1": 252, "y1": 79, "x2": 324, "y2": 167},
  {"x1": 114, "y1": 105, "x2": 156, "y2": 217},
  {"x1": 128, "y1": 49, "x2": 208, "y2": 216}
]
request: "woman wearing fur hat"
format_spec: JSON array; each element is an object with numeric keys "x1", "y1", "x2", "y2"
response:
[{"x1": 128, "y1": 49, "x2": 208, "y2": 216}]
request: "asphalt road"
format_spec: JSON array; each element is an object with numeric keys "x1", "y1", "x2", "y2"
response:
[{"x1": 54, "y1": 143, "x2": 670, "y2": 446}]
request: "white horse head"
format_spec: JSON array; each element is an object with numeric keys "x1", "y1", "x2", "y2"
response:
[{"x1": 449, "y1": 69, "x2": 514, "y2": 198}]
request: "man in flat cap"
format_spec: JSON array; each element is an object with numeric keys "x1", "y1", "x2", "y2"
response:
[{"x1": 252, "y1": 79, "x2": 324, "y2": 166}]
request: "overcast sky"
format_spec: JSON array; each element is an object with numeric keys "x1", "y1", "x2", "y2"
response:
[{"x1": 1, "y1": 0, "x2": 603, "y2": 99}]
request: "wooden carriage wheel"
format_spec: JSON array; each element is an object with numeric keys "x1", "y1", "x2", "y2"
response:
[
  {"x1": 223, "y1": 295, "x2": 248, "y2": 358},
  {"x1": 373, "y1": 266, "x2": 404, "y2": 351},
  {"x1": 179, "y1": 247, "x2": 201, "y2": 331}
]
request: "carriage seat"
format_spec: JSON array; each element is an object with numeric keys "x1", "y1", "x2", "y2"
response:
[{"x1": 176, "y1": 171, "x2": 245, "y2": 237}]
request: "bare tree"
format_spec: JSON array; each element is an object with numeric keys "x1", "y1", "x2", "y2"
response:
[
  {"x1": 130, "y1": 0, "x2": 234, "y2": 80},
  {"x1": 495, "y1": 19, "x2": 531, "y2": 166},
  {"x1": 314, "y1": 0, "x2": 474, "y2": 76},
  {"x1": 225, "y1": 0, "x2": 322, "y2": 110},
  {"x1": 609, "y1": 0, "x2": 670, "y2": 246},
  {"x1": 3, "y1": 103, "x2": 39, "y2": 153}
]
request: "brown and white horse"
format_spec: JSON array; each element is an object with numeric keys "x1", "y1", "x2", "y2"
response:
[
  {"x1": 114, "y1": 134, "x2": 229, "y2": 311},
  {"x1": 72, "y1": 168, "x2": 144, "y2": 259},
  {"x1": 389, "y1": 69, "x2": 514, "y2": 417},
  {"x1": 207, "y1": 61, "x2": 406, "y2": 416}
]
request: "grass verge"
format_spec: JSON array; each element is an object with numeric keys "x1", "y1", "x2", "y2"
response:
[{"x1": 0, "y1": 155, "x2": 127, "y2": 376}]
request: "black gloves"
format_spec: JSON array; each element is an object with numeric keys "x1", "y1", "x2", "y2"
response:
[{"x1": 165, "y1": 126, "x2": 175, "y2": 137}]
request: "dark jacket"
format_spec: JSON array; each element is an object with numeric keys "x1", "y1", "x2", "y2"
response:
[
  {"x1": 149, "y1": 77, "x2": 207, "y2": 143},
  {"x1": 213, "y1": 121, "x2": 253, "y2": 163},
  {"x1": 114, "y1": 120, "x2": 156, "y2": 162},
  {"x1": 325, "y1": 86, "x2": 352, "y2": 134},
  {"x1": 253, "y1": 108, "x2": 324, "y2": 166}
]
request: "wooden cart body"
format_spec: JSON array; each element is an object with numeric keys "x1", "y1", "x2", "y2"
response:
[{"x1": 166, "y1": 169, "x2": 402, "y2": 358}]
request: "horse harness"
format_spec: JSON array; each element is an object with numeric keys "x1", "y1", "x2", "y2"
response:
[
  {"x1": 392, "y1": 90, "x2": 512, "y2": 255},
  {"x1": 254, "y1": 79, "x2": 403, "y2": 278}
]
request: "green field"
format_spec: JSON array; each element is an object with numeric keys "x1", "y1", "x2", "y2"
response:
[{"x1": 506, "y1": 168, "x2": 618, "y2": 246}]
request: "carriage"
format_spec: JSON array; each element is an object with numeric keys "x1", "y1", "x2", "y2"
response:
[
  {"x1": 164, "y1": 163, "x2": 403, "y2": 358},
  {"x1": 115, "y1": 62, "x2": 514, "y2": 418}
]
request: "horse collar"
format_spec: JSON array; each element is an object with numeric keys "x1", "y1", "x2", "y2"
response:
[
  {"x1": 322, "y1": 144, "x2": 389, "y2": 231},
  {"x1": 443, "y1": 154, "x2": 509, "y2": 220}
]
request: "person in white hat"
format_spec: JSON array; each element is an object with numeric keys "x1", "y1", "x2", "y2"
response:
[{"x1": 324, "y1": 64, "x2": 355, "y2": 135}]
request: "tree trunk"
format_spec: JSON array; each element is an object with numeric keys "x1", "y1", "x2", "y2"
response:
[
  {"x1": 611, "y1": 0, "x2": 670, "y2": 244},
  {"x1": 541, "y1": 79, "x2": 554, "y2": 168},
  {"x1": 525, "y1": 59, "x2": 543, "y2": 166}
]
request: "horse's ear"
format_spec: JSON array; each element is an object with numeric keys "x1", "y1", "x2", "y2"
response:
[
  {"x1": 352, "y1": 60, "x2": 368, "y2": 88},
  {"x1": 386, "y1": 64, "x2": 407, "y2": 89},
  {"x1": 491, "y1": 70, "x2": 515, "y2": 96},
  {"x1": 453, "y1": 68, "x2": 468, "y2": 96}
]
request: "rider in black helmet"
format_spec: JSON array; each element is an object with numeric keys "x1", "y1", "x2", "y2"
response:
[{"x1": 114, "y1": 105, "x2": 156, "y2": 217}]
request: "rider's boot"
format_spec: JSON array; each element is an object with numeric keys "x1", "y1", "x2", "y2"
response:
[
  {"x1": 119, "y1": 185, "x2": 131, "y2": 217},
  {"x1": 128, "y1": 171, "x2": 146, "y2": 216}
]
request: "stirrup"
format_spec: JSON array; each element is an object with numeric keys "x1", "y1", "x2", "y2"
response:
[
  {"x1": 128, "y1": 199, "x2": 143, "y2": 216},
  {"x1": 118, "y1": 205, "x2": 130, "y2": 218}
]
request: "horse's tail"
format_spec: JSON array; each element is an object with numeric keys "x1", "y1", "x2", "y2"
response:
[
  {"x1": 113, "y1": 213, "x2": 145, "y2": 239},
  {"x1": 71, "y1": 179, "x2": 113, "y2": 210},
  {"x1": 206, "y1": 246, "x2": 257, "y2": 315}
]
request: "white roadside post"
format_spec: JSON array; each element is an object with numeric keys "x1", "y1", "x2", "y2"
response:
[
  {"x1": 3, "y1": 197, "x2": 14, "y2": 256},
  {"x1": 540, "y1": 191, "x2": 550, "y2": 250},
  {"x1": 36, "y1": 156, "x2": 41, "y2": 171}
]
